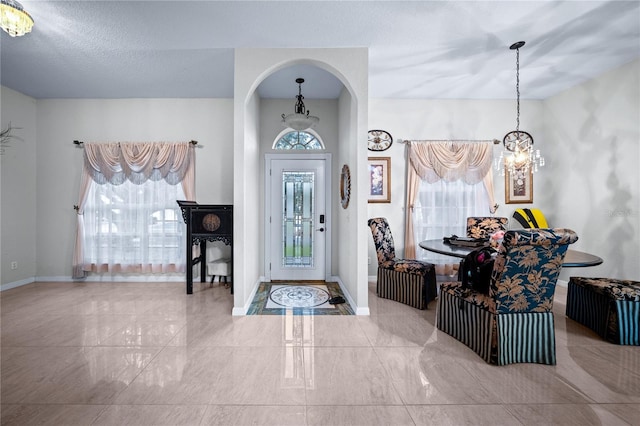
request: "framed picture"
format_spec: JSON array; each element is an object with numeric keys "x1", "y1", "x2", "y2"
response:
[
  {"x1": 368, "y1": 157, "x2": 391, "y2": 203},
  {"x1": 505, "y1": 166, "x2": 533, "y2": 204}
]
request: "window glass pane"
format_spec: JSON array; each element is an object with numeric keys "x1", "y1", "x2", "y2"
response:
[
  {"x1": 274, "y1": 131, "x2": 323, "y2": 150},
  {"x1": 281, "y1": 171, "x2": 315, "y2": 267},
  {"x1": 413, "y1": 179, "x2": 489, "y2": 269}
]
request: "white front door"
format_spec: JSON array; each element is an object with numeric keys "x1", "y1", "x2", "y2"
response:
[{"x1": 267, "y1": 157, "x2": 328, "y2": 281}]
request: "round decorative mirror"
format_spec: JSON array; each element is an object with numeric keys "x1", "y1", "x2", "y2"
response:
[{"x1": 340, "y1": 164, "x2": 351, "y2": 209}]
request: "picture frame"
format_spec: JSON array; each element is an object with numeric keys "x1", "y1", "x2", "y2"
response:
[
  {"x1": 505, "y1": 165, "x2": 533, "y2": 204},
  {"x1": 368, "y1": 157, "x2": 391, "y2": 203}
]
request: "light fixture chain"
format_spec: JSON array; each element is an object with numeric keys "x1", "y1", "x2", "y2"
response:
[
  {"x1": 516, "y1": 47, "x2": 520, "y2": 133},
  {"x1": 281, "y1": 77, "x2": 319, "y2": 131}
]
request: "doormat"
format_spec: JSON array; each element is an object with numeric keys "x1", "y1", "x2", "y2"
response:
[{"x1": 247, "y1": 282, "x2": 354, "y2": 315}]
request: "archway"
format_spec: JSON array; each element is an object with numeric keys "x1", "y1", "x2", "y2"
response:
[{"x1": 232, "y1": 48, "x2": 370, "y2": 316}]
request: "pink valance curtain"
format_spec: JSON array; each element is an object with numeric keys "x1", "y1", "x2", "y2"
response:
[
  {"x1": 404, "y1": 141, "x2": 497, "y2": 259},
  {"x1": 83, "y1": 142, "x2": 194, "y2": 188},
  {"x1": 408, "y1": 141, "x2": 493, "y2": 184},
  {"x1": 72, "y1": 142, "x2": 196, "y2": 279}
]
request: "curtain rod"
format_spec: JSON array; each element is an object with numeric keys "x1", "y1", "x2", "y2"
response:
[
  {"x1": 73, "y1": 140, "x2": 199, "y2": 146},
  {"x1": 397, "y1": 138, "x2": 500, "y2": 144}
]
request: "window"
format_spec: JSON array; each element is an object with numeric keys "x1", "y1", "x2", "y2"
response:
[
  {"x1": 413, "y1": 179, "x2": 489, "y2": 274},
  {"x1": 82, "y1": 179, "x2": 186, "y2": 273},
  {"x1": 274, "y1": 130, "x2": 324, "y2": 150}
]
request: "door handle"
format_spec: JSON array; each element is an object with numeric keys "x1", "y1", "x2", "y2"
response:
[{"x1": 317, "y1": 227, "x2": 325, "y2": 232}]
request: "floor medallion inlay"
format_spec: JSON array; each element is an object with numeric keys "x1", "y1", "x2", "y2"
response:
[
  {"x1": 248, "y1": 282, "x2": 354, "y2": 315},
  {"x1": 268, "y1": 285, "x2": 331, "y2": 308}
]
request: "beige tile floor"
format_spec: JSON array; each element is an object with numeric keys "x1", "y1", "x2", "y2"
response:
[{"x1": 1, "y1": 280, "x2": 639, "y2": 425}]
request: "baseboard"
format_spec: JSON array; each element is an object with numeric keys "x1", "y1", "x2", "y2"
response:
[
  {"x1": 37, "y1": 276, "x2": 77, "y2": 282},
  {"x1": 231, "y1": 307, "x2": 246, "y2": 316},
  {"x1": 74, "y1": 274, "x2": 188, "y2": 282},
  {"x1": 1, "y1": 273, "x2": 199, "y2": 291},
  {"x1": 355, "y1": 306, "x2": 371, "y2": 315},
  {"x1": 1, "y1": 277, "x2": 35, "y2": 291},
  {"x1": 330, "y1": 275, "x2": 369, "y2": 316},
  {"x1": 232, "y1": 276, "x2": 264, "y2": 316}
]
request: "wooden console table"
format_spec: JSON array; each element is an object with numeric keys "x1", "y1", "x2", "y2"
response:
[{"x1": 177, "y1": 201, "x2": 233, "y2": 294}]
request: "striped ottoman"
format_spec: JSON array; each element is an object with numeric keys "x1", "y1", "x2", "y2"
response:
[{"x1": 566, "y1": 277, "x2": 640, "y2": 345}]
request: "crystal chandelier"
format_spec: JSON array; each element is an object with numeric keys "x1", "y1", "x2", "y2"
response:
[
  {"x1": 495, "y1": 41, "x2": 544, "y2": 175},
  {"x1": 281, "y1": 78, "x2": 319, "y2": 131},
  {"x1": 0, "y1": 0, "x2": 34, "y2": 37}
]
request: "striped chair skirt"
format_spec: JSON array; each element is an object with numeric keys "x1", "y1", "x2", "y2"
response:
[
  {"x1": 437, "y1": 284, "x2": 557, "y2": 365},
  {"x1": 567, "y1": 277, "x2": 640, "y2": 345},
  {"x1": 377, "y1": 267, "x2": 437, "y2": 310}
]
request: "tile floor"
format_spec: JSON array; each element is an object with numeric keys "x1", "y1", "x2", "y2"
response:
[{"x1": 1, "y1": 280, "x2": 639, "y2": 425}]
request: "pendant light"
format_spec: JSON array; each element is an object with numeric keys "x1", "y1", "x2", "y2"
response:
[
  {"x1": 0, "y1": 0, "x2": 34, "y2": 37},
  {"x1": 495, "y1": 41, "x2": 544, "y2": 175},
  {"x1": 281, "y1": 78, "x2": 319, "y2": 131}
]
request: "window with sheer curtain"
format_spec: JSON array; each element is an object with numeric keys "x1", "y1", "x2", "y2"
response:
[
  {"x1": 403, "y1": 140, "x2": 496, "y2": 276},
  {"x1": 82, "y1": 179, "x2": 186, "y2": 274},
  {"x1": 413, "y1": 179, "x2": 490, "y2": 275},
  {"x1": 73, "y1": 142, "x2": 195, "y2": 278}
]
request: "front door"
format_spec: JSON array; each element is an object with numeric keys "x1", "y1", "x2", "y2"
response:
[{"x1": 267, "y1": 156, "x2": 328, "y2": 281}]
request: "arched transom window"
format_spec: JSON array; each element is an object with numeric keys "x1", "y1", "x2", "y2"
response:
[{"x1": 273, "y1": 130, "x2": 324, "y2": 150}]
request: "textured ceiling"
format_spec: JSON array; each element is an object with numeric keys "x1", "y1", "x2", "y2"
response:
[{"x1": 1, "y1": 1, "x2": 639, "y2": 100}]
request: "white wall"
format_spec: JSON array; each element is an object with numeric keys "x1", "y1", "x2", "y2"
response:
[
  {"x1": 366, "y1": 98, "x2": 544, "y2": 276},
  {"x1": 31, "y1": 98, "x2": 233, "y2": 280},
  {"x1": 231, "y1": 87, "x2": 261, "y2": 314},
  {"x1": 1, "y1": 87, "x2": 37, "y2": 288},
  {"x1": 544, "y1": 59, "x2": 640, "y2": 281},
  {"x1": 337, "y1": 87, "x2": 366, "y2": 310}
]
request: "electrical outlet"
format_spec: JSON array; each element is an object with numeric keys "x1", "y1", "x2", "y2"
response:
[
  {"x1": 368, "y1": 256, "x2": 371, "y2": 265},
  {"x1": 11, "y1": 261, "x2": 18, "y2": 270}
]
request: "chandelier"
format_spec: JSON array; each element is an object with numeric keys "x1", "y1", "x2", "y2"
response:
[
  {"x1": 281, "y1": 78, "x2": 319, "y2": 131},
  {"x1": 495, "y1": 41, "x2": 544, "y2": 175},
  {"x1": 0, "y1": 0, "x2": 34, "y2": 37}
]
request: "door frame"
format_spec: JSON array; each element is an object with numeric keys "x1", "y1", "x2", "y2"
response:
[{"x1": 264, "y1": 153, "x2": 332, "y2": 282}]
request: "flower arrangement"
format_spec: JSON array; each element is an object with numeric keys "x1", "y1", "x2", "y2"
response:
[{"x1": 490, "y1": 230, "x2": 505, "y2": 249}]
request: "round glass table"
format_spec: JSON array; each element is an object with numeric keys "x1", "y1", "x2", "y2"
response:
[{"x1": 418, "y1": 239, "x2": 603, "y2": 267}]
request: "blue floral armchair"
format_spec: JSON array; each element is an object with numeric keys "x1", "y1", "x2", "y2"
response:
[
  {"x1": 368, "y1": 217, "x2": 437, "y2": 309},
  {"x1": 437, "y1": 228, "x2": 578, "y2": 365}
]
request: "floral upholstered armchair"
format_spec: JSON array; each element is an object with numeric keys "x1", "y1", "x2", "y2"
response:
[
  {"x1": 368, "y1": 217, "x2": 437, "y2": 309},
  {"x1": 437, "y1": 228, "x2": 578, "y2": 365},
  {"x1": 466, "y1": 216, "x2": 509, "y2": 239}
]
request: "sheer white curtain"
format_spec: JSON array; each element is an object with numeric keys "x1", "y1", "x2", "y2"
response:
[
  {"x1": 82, "y1": 179, "x2": 186, "y2": 274},
  {"x1": 403, "y1": 140, "x2": 496, "y2": 275},
  {"x1": 413, "y1": 179, "x2": 489, "y2": 275},
  {"x1": 72, "y1": 142, "x2": 195, "y2": 278}
]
